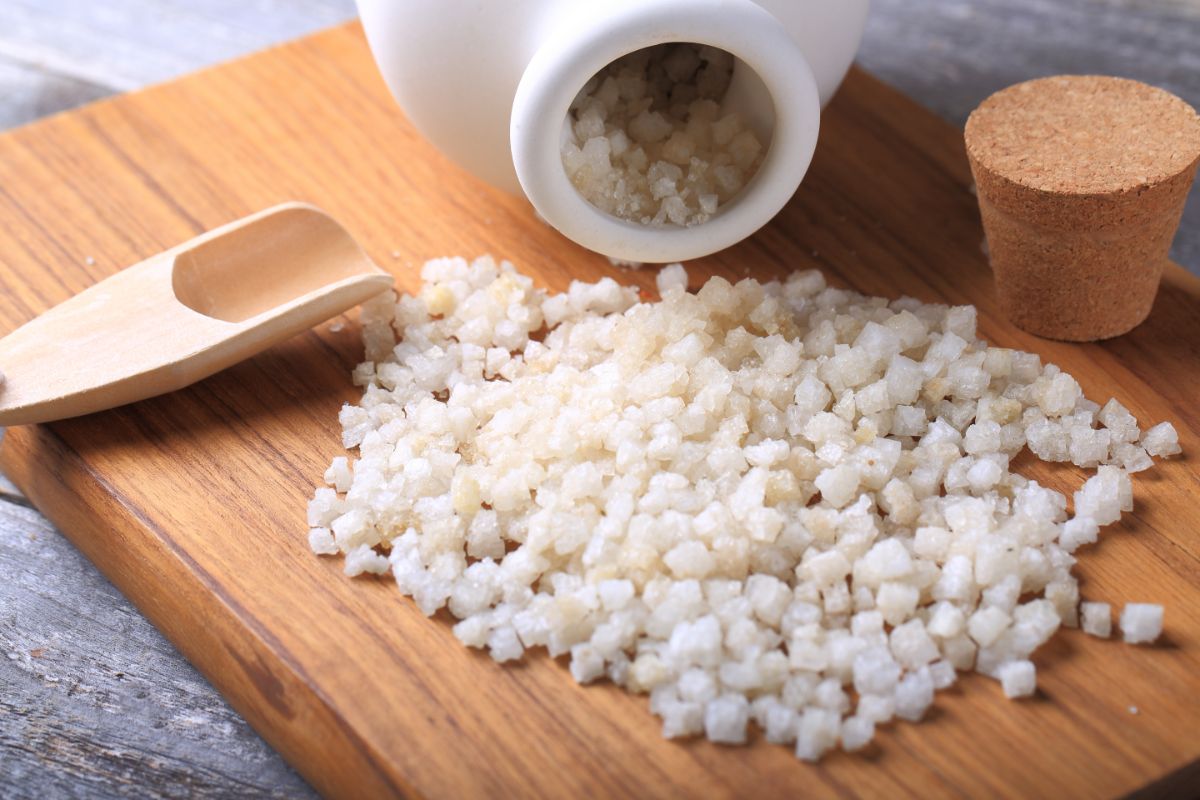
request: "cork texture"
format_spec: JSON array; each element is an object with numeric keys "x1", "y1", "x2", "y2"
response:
[{"x1": 965, "y1": 75, "x2": 1200, "y2": 341}]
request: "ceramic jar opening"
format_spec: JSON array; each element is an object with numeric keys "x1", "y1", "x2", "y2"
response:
[{"x1": 356, "y1": 0, "x2": 870, "y2": 263}]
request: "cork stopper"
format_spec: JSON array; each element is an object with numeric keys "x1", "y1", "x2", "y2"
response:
[{"x1": 965, "y1": 75, "x2": 1200, "y2": 341}]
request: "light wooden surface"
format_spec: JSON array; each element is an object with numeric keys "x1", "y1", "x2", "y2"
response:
[
  {"x1": 2, "y1": 19, "x2": 1199, "y2": 800},
  {"x1": 2, "y1": 2, "x2": 1199, "y2": 798}
]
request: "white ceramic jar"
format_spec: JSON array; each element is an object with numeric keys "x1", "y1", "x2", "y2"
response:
[{"x1": 356, "y1": 0, "x2": 869, "y2": 262}]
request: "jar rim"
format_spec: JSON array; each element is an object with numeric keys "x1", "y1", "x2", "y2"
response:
[{"x1": 511, "y1": 0, "x2": 821, "y2": 263}]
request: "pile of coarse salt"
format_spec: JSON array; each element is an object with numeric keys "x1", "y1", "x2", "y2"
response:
[
  {"x1": 562, "y1": 44, "x2": 764, "y2": 227},
  {"x1": 308, "y1": 256, "x2": 1177, "y2": 760}
]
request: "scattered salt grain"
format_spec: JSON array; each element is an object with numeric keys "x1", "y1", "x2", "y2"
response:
[
  {"x1": 997, "y1": 660, "x2": 1036, "y2": 699},
  {"x1": 1080, "y1": 602, "x2": 1112, "y2": 638},
  {"x1": 343, "y1": 545, "x2": 390, "y2": 577},
  {"x1": 307, "y1": 527, "x2": 337, "y2": 556},
  {"x1": 1140, "y1": 422, "x2": 1181, "y2": 458},
  {"x1": 311, "y1": 255, "x2": 1181, "y2": 761},
  {"x1": 1120, "y1": 603, "x2": 1163, "y2": 644}
]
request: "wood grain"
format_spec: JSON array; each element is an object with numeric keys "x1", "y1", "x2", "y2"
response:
[{"x1": 0, "y1": 21, "x2": 1198, "y2": 800}]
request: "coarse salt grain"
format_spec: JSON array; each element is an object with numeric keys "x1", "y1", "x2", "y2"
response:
[
  {"x1": 311, "y1": 255, "x2": 1180, "y2": 761},
  {"x1": 840, "y1": 715, "x2": 875, "y2": 751},
  {"x1": 1120, "y1": 603, "x2": 1164, "y2": 645},
  {"x1": 1080, "y1": 602, "x2": 1112, "y2": 638},
  {"x1": 1140, "y1": 422, "x2": 1181, "y2": 458},
  {"x1": 997, "y1": 660, "x2": 1036, "y2": 699}
]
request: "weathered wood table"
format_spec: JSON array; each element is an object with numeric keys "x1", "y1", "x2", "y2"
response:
[{"x1": 1, "y1": 1, "x2": 1198, "y2": 796}]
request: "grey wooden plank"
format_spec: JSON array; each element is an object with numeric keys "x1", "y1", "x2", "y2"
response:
[
  {"x1": 0, "y1": 497, "x2": 317, "y2": 798},
  {"x1": 0, "y1": 0, "x2": 356, "y2": 91},
  {"x1": 0, "y1": 57, "x2": 113, "y2": 131},
  {"x1": 858, "y1": 0, "x2": 1200, "y2": 271}
]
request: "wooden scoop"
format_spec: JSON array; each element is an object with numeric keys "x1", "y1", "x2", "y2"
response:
[{"x1": 0, "y1": 202, "x2": 393, "y2": 426}]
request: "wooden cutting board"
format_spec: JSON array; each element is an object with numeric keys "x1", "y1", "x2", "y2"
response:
[{"x1": 1, "y1": 22, "x2": 1198, "y2": 800}]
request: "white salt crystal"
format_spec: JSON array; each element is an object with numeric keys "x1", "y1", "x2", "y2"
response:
[
  {"x1": 795, "y1": 708, "x2": 841, "y2": 762},
  {"x1": 840, "y1": 716, "x2": 875, "y2": 752},
  {"x1": 1060, "y1": 516, "x2": 1100, "y2": 553},
  {"x1": 876, "y1": 582, "x2": 920, "y2": 626},
  {"x1": 1080, "y1": 602, "x2": 1111, "y2": 638},
  {"x1": 890, "y1": 619, "x2": 940, "y2": 669},
  {"x1": 1111, "y1": 442, "x2": 1153, "y2": 473},
  {"x1": 343, "y1": 545, "x2": 390, "y2": 577},
  {"x1": 804, "y1": 549, "x2": 852, "y2": 588},
  {"x1": 927, "y1": 602, "x2": 965, "y2": 638},
  {"x1": 963, "y1": 421, "x2": 1002, "y2": 454},
  {"x1": 968, "y1": 606, "x2": 1011, "y2": 647},
  {"x1": 655, "y1": 263, "x2": 688, "y2": 296},
  {"x1": 997, "y1": 660, "x2": 1036, "y2": 698},
  {"x1": 853, "y1": 647, "x2": 902, "y2": 698},
  {"x1": 1074, "y1": 466, "x2": 1127, "y2": 525},
  {"x1": 1035, "y1": 373, "x2": 1082, "y2": 417},
  {"x1": 894, "y1": 669, "x2": 935, "y2": 721},
  {"x1": 856, "y1": 539, "x2": 914, "y2": 587},
  {"x1": 856, "y1": 694, "x2": 896, "y2": 725},
  {"x1": 891, "y1": 405, "x2": 929, "y2": 437},
  {"x1": 1098, "y1": 399, "x2": 1139, "y2": 444},
  {"x1": 762, "y1": 703, "x2": 799, "y2": 744},
  {"x1": 941, "y1": 635, "x2": 978, "y2": 671},
  {"x1": 1120, "y1": 603, "x2": 1163, "y2": 644},
  {"x1": 705, "y1": 694, "x2": 750, "y2": 744},
  {"x1": 570, "y1": 644, "x2": 606, "y2": 683},
  {"x1": 1141, "y1": 422, "x2": 1181, "y2": 457},
  {"x1": 307, "y1": 527, "x2": 337, "y2": 555},
  {"x1": 815, "y1": 464, "x2": 860, "y2": 509},
  {"x1": 928, "y1": 660, "x2": 957, "y2": 690},
  {"x1": 488, "y1": 627, "x2": 524, "y2": 662},
  {"x1": 886, "y1": 356, "x2": 924, "y2": 406},
  {"x1": 661, "y1": 700, "x2": 705, "y2": 738},
  {"x1": 965, "y1": 457, "x2": 1003, "y2": 491}
]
